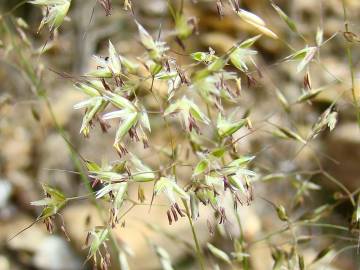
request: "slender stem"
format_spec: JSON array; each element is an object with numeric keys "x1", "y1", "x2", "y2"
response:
[
  {"x1": 300, "y1": 222, "x2": 354, "y2": 232},
  {"x1": 182, "y1": 199, "x2": 206, "y2": 270},
  {"x1": 250, "y1": 221, "x2": 356, "y2": 246},
  {"x1": 232, "y1": 195, "x2": 250, "y2": 269},
  {"x1": 250, "y1": 226, "x2": 289, "y2": 246},
  {"x1": 326, "y1": 244, "x2": 358, "y2": 269},
  {"x1": 322, "y1": 171, "x2": 355, "y2": 206},
  {"x1": 66, "y1": 193, "x2": 94, "y2": 202},
  {"x1": 341, "y1": 0, "x2": 360, "y2": 126}
]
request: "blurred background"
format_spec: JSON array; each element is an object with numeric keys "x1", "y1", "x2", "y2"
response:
[{"x1": 0, "y1": 0, "x2": 360, "y2": 269}]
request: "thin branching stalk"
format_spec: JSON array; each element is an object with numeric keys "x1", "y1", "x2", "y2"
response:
[
  {"x1": 182, "y1": 199, "x2": 206, "y2": 270},
  {"x1": 341, "y1": 0, "x2": 360, "y2": 126},
  {"x1": 232, "y1": 195, "x2": 250, "y2": 269}
]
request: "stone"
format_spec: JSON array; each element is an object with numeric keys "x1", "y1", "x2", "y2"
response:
[
  {"x1": 5, "y1": 215, "x2": 47, "y2": 253},
  {"x1": 0, "y1": 180, "x2": 12, "y2": 209},
  {"x1": 33, "y1": 236, "x2": 81, "y2": 270},
  {"x1": 0, "y1": 255, "x2": 11, "y2": 270}
]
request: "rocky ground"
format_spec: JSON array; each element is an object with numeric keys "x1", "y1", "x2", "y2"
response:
[{"x1": 0, "y1": 0, "x2": 360, "y2": 269}]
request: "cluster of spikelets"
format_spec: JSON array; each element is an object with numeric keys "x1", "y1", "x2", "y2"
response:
[
  {"x1": 29, "y1": 0, "x2": 71, "y2": 32},
  {"x1": 24, "y1": 1, "x2": 360, "y2": 269}
]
